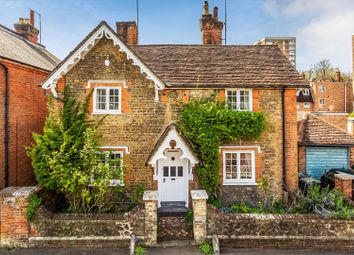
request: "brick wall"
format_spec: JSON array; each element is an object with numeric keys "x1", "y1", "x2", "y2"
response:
[
  {"x1": 334, "y1": 174, "x2": 353, "y2": 201},
  {"x1": 61, "y1": 37, "x2": 297, "y2": 202},
  {"x1": 0, "y1": 60, "x2": 49, "y2": 189},
  {"x1": 298, "y1": 146, "x2": 306, "y2": 174}
]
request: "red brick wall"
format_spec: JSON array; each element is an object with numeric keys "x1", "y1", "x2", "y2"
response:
[
  {"x1": 335, "y1": 175, "x2": 353, "y2": 201},
  {"x1": 285, "y1": 89, "x2": 298, "y2": 192},
  {"x1": 298, "y1": 146, "x2": 306, "y2": 174},
  {"x1": 0, "y1": 60, "x2": 50, "y2": 189}
]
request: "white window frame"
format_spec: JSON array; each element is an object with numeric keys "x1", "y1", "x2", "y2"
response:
[
  {"x1": 92, "y1": 86, "x2": 122, "y2": 114},
  {"x1": 225, "y1": 89, "x2": 253, "y2": 111},
  {"x1": 303, "y1": 102, "x2": 311, "y2": 108},
  {"x1": 223, "y1": 150, "x2": 256, "y2": 185},
  {"x1": 303, "y1": 89, "x2": 310, "y2": 96},
  {"x1": 319, "y1": 85, "x2": 325, "y2": 92},
  {"x1": 95, "y1": 150, "x2": 124, "y2": 186},
  {"x1": 319, "y1": 98, "x2": 325, "y2": 105}
]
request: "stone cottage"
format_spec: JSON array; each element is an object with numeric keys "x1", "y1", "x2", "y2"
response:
[{"x1": 41, "y1": 2, "x2": 307, "y2": 207}]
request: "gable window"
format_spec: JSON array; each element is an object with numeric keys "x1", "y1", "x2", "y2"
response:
[
  {"x1": 94, "y1": 151, "x2": 124, "y2": 186},
  {"x1": 226, "y1": 89, "x2": 252, "y2": 111},
  {"x1": 223, "y1": 150, "x2": 255, "y2": 184},
  {"x1": 319, "y1": 85, "x2": 325, "y2": 92},
  {"x1": 319, "y1": 98, "x2": 325, "y2": 105},
  {"x1": 303, "y1": 102, "x2": 311, "y2": 108},
  {"x1": 93, "y1": 87, "x2": 121, "y2": 114}
]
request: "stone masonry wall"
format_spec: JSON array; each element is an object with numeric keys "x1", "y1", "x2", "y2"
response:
[
  {"x1": 207, "y1": 204, "x2": 354, "y2": 249},
  {"x1": 63, "y1": 37, "x2": 297, "y2": 202}
]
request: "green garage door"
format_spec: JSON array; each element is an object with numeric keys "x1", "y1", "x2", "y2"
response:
[{"x1": 306, "y1": 147, "x2": 349, "y2": 180}]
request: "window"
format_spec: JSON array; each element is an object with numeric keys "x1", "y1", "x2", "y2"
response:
[
  {"x1": 162, "y1": 166, "x2": 184, "y2": 177},
  {"x1": 226, "y1": 89, "x2": 252, "y2": 111},
  {"x1": 93, "y1": 87, "x2": 121, "y2": 114},
  {"x1": 95, "y1": 151, "x2": 123, "y2": 186},
  {"x1": 319, "y1": 98, "x2": 325, "y2": 105},
  {"x1": 303, "y1": 102, "x2": 311, "y2": 108},
  {"x1": 223, "y1": 150, "x2": 255, "y2": 184},
  {"x1": 319, "y1": 85, "x2": 325, "y2": 92},
  {"x1": 303, "y1": 89, "x2": 310, "y2": 96}
]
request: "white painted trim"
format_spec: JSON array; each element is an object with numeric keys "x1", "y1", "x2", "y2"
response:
[
  {"x1": 41, "y1": 23, "x2": 164, "y2": 100},
  {"x1": 219, "y1": 145, "x2": 262, "y2": 153},
  {"x1": 225, "y1": 88, "x2": 253, "y2": 111},
  {"x1": 92, "y1": 86, "x2": 122, "y2": 114},
  {"x1": 222, "y1": 149, "x2": 256, "y2": 185},
  {"x1": 87, "y1": 80, "x2": 128, "y2": 89},
  {"x1": 100, "y1": 146, "x2": 130, "y2": 154}
]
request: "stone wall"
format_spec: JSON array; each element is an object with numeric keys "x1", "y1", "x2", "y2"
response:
[
  {"x1": 158, "y1": 216, "x2": 193, "y2": 241},
  {"x1": 207, "y1": 204, "x2": 354, "y2": 249}
]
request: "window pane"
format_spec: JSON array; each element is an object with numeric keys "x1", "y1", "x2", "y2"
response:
[
  {"x1": 227, "y1": 91, "x2": 238, "y2": 111},
  {"x1": 178, "y1": 166, "x2": 183, "y2": 177},
  {"x1": 239, "y1": 91, "x2": 250, "y2": 110},
  {"x1": 109, "y1": 89, "x2": 120, "y2": 110},
  {"x1": 240, "y1": 153, "x2": 252, "y2": 179},
  {"x1": 170, "y1": 166, "x2": 176, "y2": 177},
  {"x1": 225, "y1": 153, "x2": 237, "y2": 180},
  {"x1": 163, "y1": 167, "x2": 169, "y2": 177},
  {"x1": 95, "y1": 89, "x2": 106, "y2": 110}
]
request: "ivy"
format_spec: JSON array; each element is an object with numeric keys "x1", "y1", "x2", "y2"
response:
[{"x1": 177, "y1": 100, "x2": 266, "y2": 194}]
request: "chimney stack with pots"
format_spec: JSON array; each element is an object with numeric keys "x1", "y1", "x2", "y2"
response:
[
  {"x1": 335, "y1": 70, "x2": 341, "y2": 82},
  {"x1": 200, "y1": 1, "x2": 224, "y2": 45},
  {"x1": 14, "y1": 10, "x2": 39, "y2": 44},
  {"x1": 116, "y1": 21, "x2": 137, "y2": 45}
]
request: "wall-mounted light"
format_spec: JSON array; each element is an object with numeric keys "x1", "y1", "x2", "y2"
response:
[{"x1": 104, "y1": 56, "x2": 110, "y2": 67}]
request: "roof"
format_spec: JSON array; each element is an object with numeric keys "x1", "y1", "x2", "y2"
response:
[
  {"x1": 0, "y1": 24, "x2": 60, "y2": 71},
  {"x1": 298, "y1": 114, "x2": 354, "y2": 146},
  {"x1": 131, "y1": 44, "x2": 307, "y2": 88}
]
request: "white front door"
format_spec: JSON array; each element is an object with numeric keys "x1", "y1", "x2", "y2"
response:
[{"x1": 158, "y1": 150, "x2": 189, "y2": 207}]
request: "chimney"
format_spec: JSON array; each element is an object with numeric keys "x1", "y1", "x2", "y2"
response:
[
  {"x1": 116, "y1": 21, "x2": 137, "y2": 45},
  {"x1": 200, "y1": 1, "x2": 224, "y2": 45},
  {"x1": 335, "y1": 70, "x2": 341, "y2": 82},
  {"x1": 14, "y1": 10, "x2": 39, "y2": 44}
]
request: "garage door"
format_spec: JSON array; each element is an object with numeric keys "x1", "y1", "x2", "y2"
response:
[{"x1": 306, "y1": 147, "x2": 349, "y2": 180}]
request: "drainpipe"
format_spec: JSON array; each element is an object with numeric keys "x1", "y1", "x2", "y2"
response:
[
  {"x1": 281, "y1": 87, "x2": 287, "y2": 191},
  {"x1": 0, "y1": 62, "x2": 9, "y2": 188}
]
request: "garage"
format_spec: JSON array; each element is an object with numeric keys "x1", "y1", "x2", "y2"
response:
[{"x1": 306, "y1": 147, "x2": 349, "y2": 179}]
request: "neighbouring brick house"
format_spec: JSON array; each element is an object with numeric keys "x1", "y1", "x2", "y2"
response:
[
  {"x1": 41, "y1": 2, "x2": 307, "y2": 207},
  {"x1": 0, "y1": 11, "x2": 59, "y2": 189}
]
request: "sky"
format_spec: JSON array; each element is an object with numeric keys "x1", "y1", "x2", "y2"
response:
[{"x1": 0, "y1": 0, "x2": 353, "y2": 73}]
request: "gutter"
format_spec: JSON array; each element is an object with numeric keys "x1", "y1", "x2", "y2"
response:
[
  {"x1": 0, "y1": 62, "x2": 9, "y2": 188},
  {"x1": 281, "y1": 87, "x2": 287, "y2": 191}
]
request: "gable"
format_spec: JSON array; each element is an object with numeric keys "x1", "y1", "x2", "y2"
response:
[{"x1": 41, "y1": 21, "x2": 164, "y2": 99}]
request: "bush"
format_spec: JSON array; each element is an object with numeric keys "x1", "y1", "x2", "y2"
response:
[
  {"x1": 186, "y1": 209, "x2": 193, "y2": 228},
  {"x1": 134, "y1": 245, "x2": 146, "y2": 255},
  {"x1": 199, "y1": 242, "x2": 213, "y2": 255},
  {"x1": 207, "y1": 196, "x2": 223, "y2": 208},
  {"x1": 27, "y1": 193, "x2": 43, "y2": 220}
]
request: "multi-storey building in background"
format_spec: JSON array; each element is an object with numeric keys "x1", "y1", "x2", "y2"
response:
[{"x1": 255, "y1": 37, "x2": 296, "y2": 67}]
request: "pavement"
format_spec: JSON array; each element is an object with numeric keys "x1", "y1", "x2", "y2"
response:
[{"x1": 3, "y1": 248, "x2": 354, "y2": 255}]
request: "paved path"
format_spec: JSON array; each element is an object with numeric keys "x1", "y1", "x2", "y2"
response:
[{"x1": 3, "y1": 248, "x2": 354, "y2": 255}]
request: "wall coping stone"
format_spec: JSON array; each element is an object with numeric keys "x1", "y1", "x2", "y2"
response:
[
  {"x1": 143, "y1": 190, "x2": 158, "y2": 201},
  {"x1": 0, "y1": 186, "x2": 38, "y2": 198},
  {"x1": 335, "y1": 172, "x2": 354, "y2": 180},
  {"x1": 191, "y1": 190, "x2": 208, "y2": 200}
]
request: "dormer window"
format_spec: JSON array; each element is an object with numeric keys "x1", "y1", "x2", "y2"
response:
[
  {"x1": 226, "y1": 89, "x2": 252, "y2": 111},
  {"x1": 303, "y1": 89, "x2": 310, "y2": 96},
  {"x1": 93, "y1": 87, "x2": 121, "y2": 114}
]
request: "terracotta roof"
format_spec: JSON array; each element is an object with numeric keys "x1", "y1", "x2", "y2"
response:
[
  {"x1": 298, "y1": 114, "x2": 354, "y2": 146},
  {"x1": 131, "y1": 45, "x2": 308, "y2": 88},
  {"x1": 0, "y1": 24, "x2": 60, "y2": 71}
]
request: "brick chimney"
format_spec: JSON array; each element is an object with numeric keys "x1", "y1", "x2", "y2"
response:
[
  {"x1": 116, "y1": 21, "x2": 137, "y2": 45},
  {"x1": 200, "y1": 1, "x2": 224, "y2": 45},
  {"x1": 335, "y1": 70, "x2": 341, "y2": 82},
  {"x1": 14, "y1": 10, "x2": 39, "y2": 44}
]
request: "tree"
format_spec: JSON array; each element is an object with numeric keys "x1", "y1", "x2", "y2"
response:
[{"x1": 314, "y1": 59, "x2": 333, "y2": 81}]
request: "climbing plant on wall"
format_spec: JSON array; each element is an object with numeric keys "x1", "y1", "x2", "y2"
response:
[{"x1": 177, "y1": 100, "x2": 266, "y2": 194}]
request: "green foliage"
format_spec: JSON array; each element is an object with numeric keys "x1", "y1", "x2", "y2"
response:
[
  {"x1": 134, "y1": 245, "x2": 146, "y2": 255},
  {"x1": 199, "y1": 242, "x2": 213, "y2": 255},
  {"x1": 207, "y1": 196, "x2": 223, "y2": 208},
  {"x1": 177, "y1": 100, "x2": 266, "y2": 193},
  {"x1": 27, "y1": 193, "x2": 43, "y2": 220},
  {"x1": 289, "y1": 185, "x2": 354, "y2": 218},
  {"x1": 27, "y1": 91, "x2": 123, "y2": 213},
  {"x1": 230, "y1": 202, "x2": 286, "y2": 214},
  {"x1": 185, "y1": 209, "x2": 193, "y2": 228},
  {"x1": 130, "y1": 184, "x2": 144, "y2": 206}
]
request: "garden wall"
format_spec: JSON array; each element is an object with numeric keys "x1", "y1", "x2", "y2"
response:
[{"x1": 206, "y1": 204, "x2": 354, "y2": 249}]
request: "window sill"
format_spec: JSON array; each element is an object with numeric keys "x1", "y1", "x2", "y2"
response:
[
  {"x1": 91, "y1": 111, "x2": 122, "y2": 115},
  {"x1": 223, "y1": 181, "x2": 258, "y2": 186}
]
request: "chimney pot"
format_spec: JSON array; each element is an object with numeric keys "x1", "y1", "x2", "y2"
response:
[
  {"x1": 116, "y1": 21, "x2": 138, "y2": 45},
  {"x1": 213, "y1": 7, "x2": 219, "y2": 21},
  {"x1": 335, "y1": 70, "x2": 341, "y2": 82},
  {"x1": 30, "y1": 9, "x2": 35, "y2": 26},
  {"x1": 203, "y1": 1, "x2": 209, "y2": 15}
]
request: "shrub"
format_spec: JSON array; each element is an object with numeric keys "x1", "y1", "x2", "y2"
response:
[
  {"x1": 177, "y1": 99, "x2": 266, "y2": 194},
  {"x1": 199, "y1": 242, "x2": 213, "y2": 255},
  {"x1": 130, "y1": 184, "x2": 144, "y2": 206},
  {"x1": 186, "y1": 209, "x2": 193, "y2": 228},
  {"x1": 207, "y1": 196, "x2": 223, "y2": 208},
  {"x1": 27, "y1": 193, "x2": 43, "y2": 220},
  {"x1": 134, "y1": 245, "x2": 146, "y2": 255}
]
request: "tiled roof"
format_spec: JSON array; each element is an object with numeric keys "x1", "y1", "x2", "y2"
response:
[
  {"x1": 0, "y1": 24, "x2": 60, "y2": 71},
  {"x1": 131, "y1": 45, "x2": 308, "y2": 88},
  {"x1": 298, "y1": 114, "x2": 354, "y2": 145}
]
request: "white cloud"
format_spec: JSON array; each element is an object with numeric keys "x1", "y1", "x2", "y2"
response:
[{"x1": 264, "y1": 0, "x2": 354, "y2": 72}]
